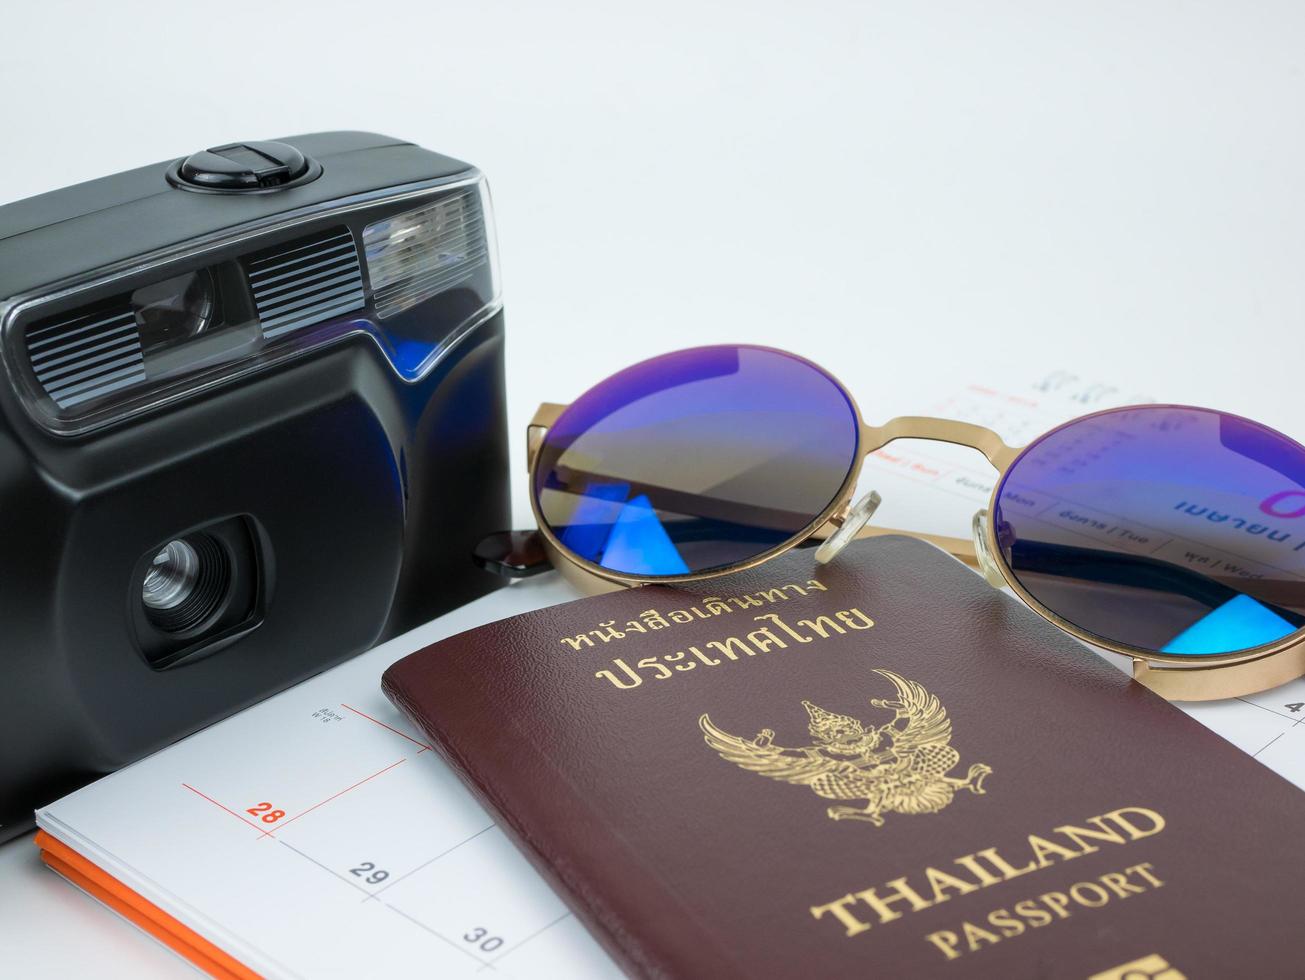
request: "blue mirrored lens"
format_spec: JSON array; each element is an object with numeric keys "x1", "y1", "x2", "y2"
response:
[
  {"x1": 534, "y1": 346, "x2": 859, "y2": 576},
  {"x1": 995, "y1": 405, "x2": 1305, "y2": 656}
]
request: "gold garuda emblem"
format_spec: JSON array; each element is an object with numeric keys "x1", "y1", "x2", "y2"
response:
[{"x1": 700, "y1": 669, "x2": 991, "y2": 826}]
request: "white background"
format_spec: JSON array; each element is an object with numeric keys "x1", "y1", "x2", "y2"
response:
[{"x1": 1, "y1": 1, "x2": 1302, "y2": 975}]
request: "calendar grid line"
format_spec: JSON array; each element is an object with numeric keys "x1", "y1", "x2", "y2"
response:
[
  {"x1": 181, "y1": 783, "x2": 267, "y2": 835},
  {"x1": 341, "y1": 703, "x2": 433, "y2": 752},
  {"x1": 485, "y1": 911, "x2": 573, "y2": 968},
  {"x1": 257, "y1": 757, "x2": 407, "y2": 839},
  {"x1": 383, "y1": 902, "x2": 498, "y2": 970},
  {"x1": 1234, "y1": 696, "x2": 1303, "y2": 724},
  {"x1": 362, "y1": 822, "x2": 497, "y2": 903},
  {"x1": 279, "y1": 839, "x2": 372, "y2": 897},
  {"x1": 1253, "y1": 732, "x2": 1285, "y2": 758}
]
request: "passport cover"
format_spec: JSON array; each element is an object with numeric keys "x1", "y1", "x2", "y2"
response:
[{"x1": 382, "y1": 536, "x2": 1305, "y2": 978}]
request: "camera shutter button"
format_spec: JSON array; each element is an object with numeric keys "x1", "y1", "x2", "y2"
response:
[{"x1": 169, "y1": 141, "x2": 320, "y2": 193}]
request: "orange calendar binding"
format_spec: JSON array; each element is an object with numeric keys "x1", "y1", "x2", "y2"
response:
[{"x1": 36, "y1": 831, "x2": 258, "y2": 980}]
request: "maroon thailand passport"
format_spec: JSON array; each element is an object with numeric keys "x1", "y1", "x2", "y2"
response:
[{"x1": 382, "y1": 536, "x2": 1305, "y2": 978}]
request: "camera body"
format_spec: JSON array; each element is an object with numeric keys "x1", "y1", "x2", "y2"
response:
[{"x1": 0, "y1": 133, "x2": 509, "y2": 840}]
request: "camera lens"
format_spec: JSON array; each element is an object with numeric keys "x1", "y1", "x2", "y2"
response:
[
  {"x1": 143, "y1": 540, "x2": 200, "y2": 610},
  {"x1": 133, "y1": 269, "x2": 215, "y2": 356},
  {"x1": 141, "y1": 534, "x2": 231, "y2": 633}
]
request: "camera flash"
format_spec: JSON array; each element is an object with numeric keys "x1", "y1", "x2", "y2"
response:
[{"x1": 363, "y1": 188, "x2": 489, "y2": 320}]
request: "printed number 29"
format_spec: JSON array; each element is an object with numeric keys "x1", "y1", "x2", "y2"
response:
[
  {"x1": 464, "y1": 927, "x2": 504, "y2": 952},
  {"x1": 246, "y1": 802, "x2": 285, "y2": 824},
  {"x1": 349, "y1": 862, "x2": 389, "y2": 885}
]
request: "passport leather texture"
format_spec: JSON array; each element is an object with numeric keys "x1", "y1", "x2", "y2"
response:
[{"x1": 383, "y1": 537, "x2": 1305, "y2": 979}]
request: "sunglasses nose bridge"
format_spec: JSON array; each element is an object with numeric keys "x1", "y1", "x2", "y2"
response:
[{"x1": 861, "y1": 416, "x2": 1019, "y2": 470}]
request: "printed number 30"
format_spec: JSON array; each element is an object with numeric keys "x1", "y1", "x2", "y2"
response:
[
  {"x1": 246, "y1": 802, "x2": 285, "y2": 824},
  {"x1": 464, "y1": 927, "x2": 504, "y2": 952}
]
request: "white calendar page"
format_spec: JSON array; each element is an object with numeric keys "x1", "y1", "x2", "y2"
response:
[
  {"x1": 38, "y1": 576, "x2": 621, "y2": 980},
  {"x1": 37, "y1": 370, "x2": 1305, "y2": 979}
]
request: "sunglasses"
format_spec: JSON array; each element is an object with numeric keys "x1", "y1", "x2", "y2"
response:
[{"x1": 478, "y1": 344, "x2": 1305, "y2": 702}]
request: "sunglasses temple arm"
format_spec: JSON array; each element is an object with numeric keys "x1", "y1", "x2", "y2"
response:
[
  {"x1": 472, "y1": 530, "x2": 555, "y2": 579},
  {"x1": 473, "y1": 522, "x2": 981, "y2": 581},
  {"x1": 1004, "y1": 538, "x2": 1305, "y2": 622}
]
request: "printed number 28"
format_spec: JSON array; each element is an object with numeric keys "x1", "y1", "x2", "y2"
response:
[{"x1": 246, "y1": 802, "x2": 285, "y2": 824}]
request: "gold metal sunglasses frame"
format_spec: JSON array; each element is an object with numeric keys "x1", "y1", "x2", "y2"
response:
[{"x1": 524, "y1": 353, "x2": 1305, "y2": 702}]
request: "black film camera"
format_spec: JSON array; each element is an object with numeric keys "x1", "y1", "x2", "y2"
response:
[{"x1": 0, "y1": 133, "x2": 509, "y2": 840}]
